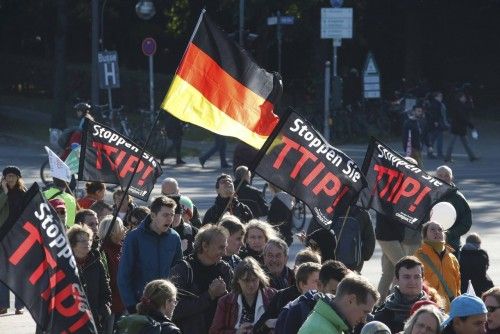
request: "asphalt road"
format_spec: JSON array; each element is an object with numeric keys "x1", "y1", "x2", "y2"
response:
[{"x1": 1, "y1": 119, "x2": 499, "y2": 333}]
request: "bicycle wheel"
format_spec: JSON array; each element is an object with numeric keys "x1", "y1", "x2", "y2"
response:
[{"x1": 147, "y1": 130, "x2": 169, "y2": 162}]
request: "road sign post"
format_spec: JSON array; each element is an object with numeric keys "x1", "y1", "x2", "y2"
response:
[
  {"x1": 142, "y1": 37, "x2": 157, "y2": 114},
  {"x1": 363, "y1": 52, "x2": 381, "y2": 99},
  {"x1": 267, "y1": 12, "x2": 294, "y2": 74},
  {"x1": 98, "y1": 51, "x2": 120, "y2": 127}
]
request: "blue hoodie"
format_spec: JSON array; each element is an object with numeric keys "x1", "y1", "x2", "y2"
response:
[
  {"x1": 275, "y1": 290, "x2": 322, "y2": 334},
  {"x1": 117, "y1": 216, "x2": 182, "y2": 309}
]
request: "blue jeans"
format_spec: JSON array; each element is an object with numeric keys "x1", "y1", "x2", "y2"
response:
[{"x1": 0, "y1": 282, "x2": 23, "y2": 309}]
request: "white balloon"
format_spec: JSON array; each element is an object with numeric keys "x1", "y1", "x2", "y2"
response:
[{"x1": 430, "y1": 202, "x2": 457, "y2": 230}]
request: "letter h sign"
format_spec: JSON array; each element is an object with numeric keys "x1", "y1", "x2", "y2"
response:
[{"x1": 98, "y1": 51, "x2": 121, "y2": 89}]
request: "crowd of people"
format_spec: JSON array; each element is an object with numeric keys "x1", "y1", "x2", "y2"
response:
[{"x1": 0, "y1": 153, "x2": 497, "y2": 334}]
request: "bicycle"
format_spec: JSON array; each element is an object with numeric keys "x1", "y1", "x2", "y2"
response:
[{"x1": 93, "y1": 103, "x2": 132, "y2": 138}]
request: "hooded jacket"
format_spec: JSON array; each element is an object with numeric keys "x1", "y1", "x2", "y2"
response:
[
  {"x1": 298, "y1": 297, "x2": 351, "y2": 334},
  {"x1": 117, "y1": 216, "x2": 183, "y2": 310},
  {"x1": 275, "y1": 290, "x2": 322, "y2": 334}
]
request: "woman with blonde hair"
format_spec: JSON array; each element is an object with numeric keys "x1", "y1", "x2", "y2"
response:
[
  {"x1": 117, "y1": 279, "x2": 181, "y2": 333},
  {"x1": 482, "y1": 287, "x2": 500, "y2": 334},
  {"x1": 239, "y1": 220, "x2": 278, "y2": 265},
  {"x1": 403, "y1": 305, "x2": 445, "y2": 334},
  {"x1": 97, "y1": 215, "x2": 127, "y2": 327},
  {"x1": 210, "y1": 257, "x2": 276, "y2": 334}
]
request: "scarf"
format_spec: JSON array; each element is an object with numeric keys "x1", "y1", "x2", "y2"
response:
[{"x1": 424, "y1": 240, "x2": 445, "y2": 254}]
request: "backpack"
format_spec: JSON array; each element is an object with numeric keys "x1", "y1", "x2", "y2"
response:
[
  {"x1": 116, "y1": 314, "x2": 161, "y2": 334},
  {"x1": 331, "y1": 216, "x2": 362, "y2": 270}
]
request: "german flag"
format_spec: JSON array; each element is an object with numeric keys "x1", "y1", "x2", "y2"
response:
[{"x1": 161, "y1": 10, "x2": 282, "y2": 149}]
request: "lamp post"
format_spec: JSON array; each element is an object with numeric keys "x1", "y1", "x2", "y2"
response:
[{"x1": 90, "y1": 0, "x2": 156, "y2": 106}]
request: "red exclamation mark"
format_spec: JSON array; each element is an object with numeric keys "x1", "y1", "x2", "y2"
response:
[
  {"x1": 409, "y1": 186, "x2": 431, "y2": 212},
  {"x1": 138, "y1": 166, "x2": 153, "y2": 186},
  {"x1": 327, "y1": 185, "x2": 350, "y2": 214}
]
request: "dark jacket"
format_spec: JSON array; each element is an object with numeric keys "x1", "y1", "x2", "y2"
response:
[
  {"x1": 144, "y1": 310, "x2": 182, "y2": 334},
  {"x1": 459, "y1": 243, "x2": 494, "y2": 297},
  {"x1": 202, "y1": 195, "x2": 253, "y2": 225},
  {"x1": 275, "y1": 290, "x2": 322, "y2": 334},
  {"x1": 254, "y1": 285, "x2": 301, "y2": 334},
  {"x1": 234, "y1": 179, "x2": 268, "y2": 218},
  {"x1": 375, "y1": 212, "x2": 404, "y2": 242},
  {"x1": 190, "y1": 205, "x2": 202, "y2": 229},
  {"x1": 402, "y1": 117, "x2": 424, "y2": 151},
  {"x1": 222, "y1": 254, "x2": 242, "y2": 270},
  {"x1": 268, "y1": 192, "x2": 294, "y2": 246},
  {"x1": 439, "y1": 189, "x2": 472, "y2": 253},
  {"x1": 77, "y1": 249, "x2": 112, "y2": 331},
  {"x1": 118, "y1": 216, "x2": 183, "y2": 310},
  {"x1": 239, "y1": 247, "x2": 264, "y2": 266},
  {"x1": 450, "y1": 101, "x2": 474, "y2": 136},
  {"x1": 209, "y1": 288, "x2": 276, "y2": 334},
  {"x1": 373, "y1": 287, "x2": 428, "y2": 333},
  {"x1": 169, "y1": 255, "x2": 233, "y2": 334},
  {"x1": 267, "y1": 266, "x2": 296, "y2": 290},
  {"x1": 173, "y1": 220, "x2": 198, "y2": 256},
  {"x1": 101, "y1": 239, "x2": 125, "y2": 314}
]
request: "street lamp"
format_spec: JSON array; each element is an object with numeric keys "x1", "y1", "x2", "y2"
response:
[{"x1": 135, "y1": 0, "x2": 156, "y2": 20}]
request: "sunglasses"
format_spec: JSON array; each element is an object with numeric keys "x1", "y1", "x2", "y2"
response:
[{"x1": 486, "y1": 305, "x2": 500, "y2": 313}]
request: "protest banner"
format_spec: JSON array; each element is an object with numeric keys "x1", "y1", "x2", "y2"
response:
[
  {"x1": 253, "y1": 108, "x2": 366, "y2": 227},
  {"x1": 358, "y1": 137, "x2": 456, "y2": 228},
  {"x1": 0, "y1": 183, "x2": 97, "y2": 333},
  {"x1": 78, "y1": 119, "x2": 163, "y2": 201},
  {"x1": 161, "y1": 9, "x2": 282, "y2": 149}
]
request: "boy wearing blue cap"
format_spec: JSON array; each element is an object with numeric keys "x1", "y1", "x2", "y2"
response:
[{"x1": 441, "y1": 294, "x2": 487, "y2": 334}]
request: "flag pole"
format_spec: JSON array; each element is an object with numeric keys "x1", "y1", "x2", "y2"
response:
[{"x1": 333, "y1": 205, "x2": 352, "y2": 261}]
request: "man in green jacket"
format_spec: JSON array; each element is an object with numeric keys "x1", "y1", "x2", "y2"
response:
[{"x1": 298, "y1": 274, "x2": 379, "y2": 334}]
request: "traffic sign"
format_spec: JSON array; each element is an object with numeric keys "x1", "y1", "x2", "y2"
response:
[
  {"x1": 98, "y1": 51, "x2": 120, "y2": 89},
  {"x1": 267, "y1": 16, "x2": 295, "y2": 26},
  {"x1": 142, "y1": 37, "x2": 157, "y2": 57},
  {"x1": 321, "y1": 8, "x2": 353, "y2": 39}
]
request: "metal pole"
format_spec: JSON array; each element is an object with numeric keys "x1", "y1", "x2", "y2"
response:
[
  {"x1": 239, "y1": 0, "x2": 244, "y2": 46},
  {"x1": 277, "y1": 11, "x2": 282, "y2": 74},
  {"x1": 91, "y1": 0, "x2": 99, "y2": 106},
  {"x1": 333, "y1": 39, "x2": 338, "y2": 77},
  {"x1": 324, "y1": 61, "x2": 331, "y2": 142},
  {"x1": 107, "y1": 87, "x2": 114, "y2": 129},
  {"x1": 149, "y1": 55, "x2": 154, "y2": 113}
]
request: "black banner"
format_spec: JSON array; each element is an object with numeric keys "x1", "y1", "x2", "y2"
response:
[
  {"x1": 78, "y1": 119, "x2": 163, "y2": 201},
  {"x1": 0, "y1": 183, "x2": 97, "y2": 333},
  {"x1": 254, "y1": 109, "x2": 367, "y2": 227},
  {"x1": 358, "y1": 138, "x2": 456, "y2": 228}
]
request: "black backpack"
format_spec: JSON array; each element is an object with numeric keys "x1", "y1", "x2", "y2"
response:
[{"x1": 331, "y1": 216, "x2": 362, "y2": 270}]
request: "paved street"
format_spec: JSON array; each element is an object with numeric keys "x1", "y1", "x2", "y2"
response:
[{"x1": 1, "y1": 118, "x2": 499, "y2": 333}]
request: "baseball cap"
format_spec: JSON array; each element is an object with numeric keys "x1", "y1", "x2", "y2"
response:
[
  {"x1": 360, "y1": 321, "x2": 391, "y2": 334},
  {"x1": 215, "y1": 174, "x2": 232, "y2": 189},
  {"x1": 441, "y1": 294, "x2": 487, "y2": 329}
]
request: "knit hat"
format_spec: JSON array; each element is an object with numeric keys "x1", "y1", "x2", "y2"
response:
[
  {"x1": 179, "y1": 195, "x2": 194, "y2": 220},
  {"x1": 441, "y1": 294, "x2": 487, "y2": 329},
  {"x1": 360, "y1": 321, "x2": 391, "y2": 334},
  {"x1": 2, "y1": 166, "x2": 21, "y2": 178},
  {"x1": 49, "y1": 198, "x2": 66, "y2": 213},
  {"x1": 410, "y1": 300, "x2": 440, "y2": 316}
]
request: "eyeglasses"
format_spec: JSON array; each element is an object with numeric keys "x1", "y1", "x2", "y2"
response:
[{"x1": 486, "y1": 305, "x2": 500, "y2": 313}]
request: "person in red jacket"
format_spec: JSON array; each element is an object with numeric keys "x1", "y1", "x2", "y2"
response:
[
  {"x1": 78, "y1": 181, "x2": 106, "y2": 209},
  {"x1": 210, "y1": 257, "x2": 276, "y2": 334}
]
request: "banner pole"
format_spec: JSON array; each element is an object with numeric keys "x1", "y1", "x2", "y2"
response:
[
  {"x1": 103, "y1": 112, "x2": 162, "y2": 242},
  {"x1": 333, "y1": 205, "x2": 352, "y2": 260}
]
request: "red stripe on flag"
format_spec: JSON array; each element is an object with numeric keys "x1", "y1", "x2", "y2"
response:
[{"x1": 176, "y1": 43, "x2": 278, "y2": 136}]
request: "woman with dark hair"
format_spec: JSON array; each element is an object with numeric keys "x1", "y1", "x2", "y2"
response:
[
  {"x1": 78, "y1": 181, "x2": 106, "y2": 209},
  {"x1": 0, "y1": 166, "x2": 26, "y2": 315},
  {"x1": 209, "y1": 257, "x2": 276, "y2": 334},
  {"x1": 118, "y1": 279, "x2": 181, "y2": 334}
]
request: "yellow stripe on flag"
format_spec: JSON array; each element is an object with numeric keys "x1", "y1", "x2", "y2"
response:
[{"x1": 161, "y1": 75, "x2": 268, "y2": 149}]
